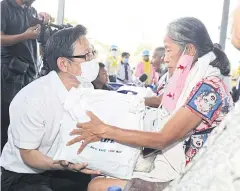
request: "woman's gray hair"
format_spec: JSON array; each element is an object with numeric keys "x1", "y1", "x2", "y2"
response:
[{"x1": 167, "y1": 17, "x2": 230, "y2": 76}]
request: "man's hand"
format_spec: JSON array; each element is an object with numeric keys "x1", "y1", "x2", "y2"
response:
[
  {"x1": 23, "y1": 25, "x2": 41, "y2": 40},
  {"x1": 38, "y1": 12, "x2": 54, "y2": 24},
  {"x1": 54, "y1": 160, "x2": 101, "y2": 175},
  {"x1": 67, "y1": 111, "x2": 109, "y2": 154}
]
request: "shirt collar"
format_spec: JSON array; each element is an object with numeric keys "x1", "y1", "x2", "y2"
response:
[
  {"x1": 121, "y1": 61, "x2": 129, "y2": 65},
  {"x1": 49, "y1": 71, "x2": 68, "y2": 105}
]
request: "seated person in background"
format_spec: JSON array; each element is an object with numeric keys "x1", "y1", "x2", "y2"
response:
[
  {"x1": 0, "y1": 25, "x2": 100, "y2": 191},
  {"x1": 92, "y1": 62, "x2": 114, "y2": 90},
  {"x1": 68, "y1": 17, "x2": 233, "y2": 191},
  {"x1": 117, "y1": 52, "x2": 132, "y2": 84}
]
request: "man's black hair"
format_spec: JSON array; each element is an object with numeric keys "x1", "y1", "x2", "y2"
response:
[
  {"x1": 122, "y1": 52, "x2": 130, "y2": 57},
  {"x1": 45, "y1": 25, "x2": 87, "y2": 72},
  {"x1": 155, "y1": 47, "x2": 165, "y2": 52},
  {"x1": 154, "y1": 47, "x2": 165, "y2": 57}
]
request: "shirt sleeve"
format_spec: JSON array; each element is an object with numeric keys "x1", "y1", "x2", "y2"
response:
[
  {"x1": 11, "y1": 97, "x2": 45, "y2": 150},
  {"x1": 184, "y1": 78, "x2": 224, "y2": 124},
  {"x1": 1, "y1": 3, "x2": 8, "y2": 33}
]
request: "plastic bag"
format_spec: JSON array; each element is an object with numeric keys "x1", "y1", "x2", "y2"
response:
[{"x1": 53, "y1": 88, "x2": 146, "y2": 179}]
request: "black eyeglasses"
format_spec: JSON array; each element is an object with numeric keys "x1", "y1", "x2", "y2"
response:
[{"x1": 65, "y1": 50, "x2": 97, "y2": 61}]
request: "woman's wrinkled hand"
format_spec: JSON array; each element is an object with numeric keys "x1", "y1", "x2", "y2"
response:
[{"x1": 67, "y1": 111, "x2": 109, "y2": 154}]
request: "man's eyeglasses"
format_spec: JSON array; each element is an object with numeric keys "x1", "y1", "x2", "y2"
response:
[{"x1": 65, "y1": 50, "x2": 97, "y2": 61}]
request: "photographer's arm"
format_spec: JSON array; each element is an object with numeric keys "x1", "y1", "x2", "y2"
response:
[
  {"x1": 1, "y1": 25, "x2": 40, "y2": 46},
  {"x1": 1, "y1": 32, "x2": 27, "y2": 46}
]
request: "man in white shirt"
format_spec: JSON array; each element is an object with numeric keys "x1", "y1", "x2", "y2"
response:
[
  {"x1": 1, "y1": 25, "x2": 100, "y2": 191},
  {"x1": 116, "y1": 52, "x2": 132, "y2": 84},
  {"x1": 145, "y1": 47, "x2": 169, "y2": 108}
]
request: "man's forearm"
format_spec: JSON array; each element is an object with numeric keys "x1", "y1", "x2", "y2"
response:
[
  {"x1": 145, "y1": 96, "x2": 162, "y2": 108},
  {"x1": 20, "y1": 149, "x2": 63, "y2": 171},
  {"x1": 103, "y1": 126, "x2": 166, "y2": 149},
  {"x1": 1, "y1": 33, "x2": 27, "y2": 46}
]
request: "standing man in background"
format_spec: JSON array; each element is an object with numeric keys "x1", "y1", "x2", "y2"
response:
[
  {"x1": 135, "y1": 50, "x2": 157, "y2": 85},
  {"x1": 105, "y1": 45, "x2": 119, "y2": 82},
  {"x1": 117, "y1": 52, "x2": 132, "y2": 84},
  {"x1": 1, "y1": 0, "x2": 52, "y2": 150}
]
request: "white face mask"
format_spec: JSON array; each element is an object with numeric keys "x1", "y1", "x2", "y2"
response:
[
  {"x1": 111, "y1": 50, "x2": 117, "y2": 57},
  {"x1": 160, "y1": 63, "x2": 167, "y2": 71},
  {"x1": 76, "y1": 59, "x2": 99, "y2": 83},
  {"x1": 123, "y1": 58, "x2": 129, "y2": 64},
  {"x1": 68, "y1": 59, "x2": 99, "y2": 87}
]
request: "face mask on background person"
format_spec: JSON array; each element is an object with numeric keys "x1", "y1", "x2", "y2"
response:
[
  {"x1": 160, "y1": 63, "x2": 167, "y2": 72},
  {"x1": 111, "y1": 50, "x2": 117, "y2": 57},
  {"x1": 123, "y1": 58, "x2": 129, "y2": 64},
  {"x1": 67, "y1": 59, "x2": 99, "y2": 85}
]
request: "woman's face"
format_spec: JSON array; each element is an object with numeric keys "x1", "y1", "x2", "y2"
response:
[{"x1": 163, "y1": 36, "x2": 183, "y2": 75}]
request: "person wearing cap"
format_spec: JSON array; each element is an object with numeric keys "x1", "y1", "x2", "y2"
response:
[
  {"x1": 116, "y1": 52, "x2": 132, "y2": 84},
  {"x1": 135, "y1": 50, "x2": 157, "y2": 85},
  {"x1": 105, "y1": 45, "x2": 119, "y2": 82}
]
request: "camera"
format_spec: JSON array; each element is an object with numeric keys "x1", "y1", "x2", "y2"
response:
[{"x1": 30, "y1": 16, "x2": 73, "y2": 76}]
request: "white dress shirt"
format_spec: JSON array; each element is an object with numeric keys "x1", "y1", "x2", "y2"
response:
[
  {"x1": 116, "y1": 62, "x2": 132, "y2": 84},
  {"x1": 156, "y1": 72, "x2": 169, "y2": 96},
  {"x1": 1, "y1": 71, "x2": 68, "y2": 173}
]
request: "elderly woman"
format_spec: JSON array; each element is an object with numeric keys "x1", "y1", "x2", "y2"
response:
[{"x1": 68, "y1": 17, "x2": 233, "y2": 191}]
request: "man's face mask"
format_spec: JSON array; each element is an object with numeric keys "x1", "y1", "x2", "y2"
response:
[
  {"x1": 160, "y1": 63, "x2": 167, "y2": 72},
  {"x1": 67, "y1": 59, "x2": 100, "y2": 84},
  {"x1": 123, "y1": 58, "x2": 129, "y2": 64},
  {"x1": 110, "y1": 50, "x2": 117, "y2": 57}
]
